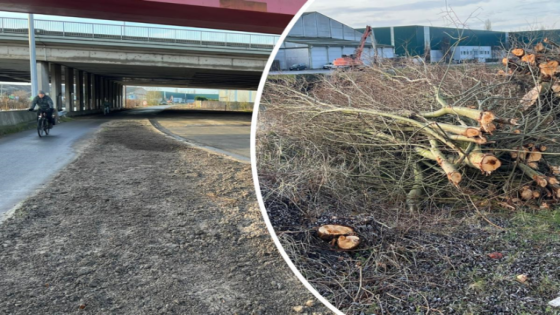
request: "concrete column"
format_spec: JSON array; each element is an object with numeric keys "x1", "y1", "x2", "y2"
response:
[
  {"x1": 51, "y1": 63, "x2": 62, "y2": 111},
  {"x1": 94, "y1": 75, "x2": 99, "y2": 109},
  {"x1": 120, "y1": 84, "x2": 124, "y2": 108},
  {"x1": 109, "y1": 81, "x2": 117, "y2": 109},
  {"x1": 112, "y1": 82, "x2": 116, "y2": 109},
  {"x1": 99, "y1": 77, "x2": 104, "y2": 106},
  {"x1": 106, "y1": 79, "x2": 110, "y2": 107},
  {"x1": 98, "y1": 76, "x2": 102, "y2": 109},
  {"x1": 84, "y1": 72, "x2": 91, "y2": 110},
  {"x1": 107, "y1": 80, "x2": 111, "y2": 108},
  {"x1": 113, "y1": 82, "x2": 117, "y2": 109},
  {"x1": 76, "y1": 69, "x2": 84, "y2": 111},
  {"x1": 110, "y1": 81, "x2": 114, "y2": 108},
  {"x1": 122, "y1": 85, "x2": 126, "y2": 108},
  {"x1": 64, "y1": 66, "x2": 74, "y2": 112},
  {"x1": 36, "y1": 61, "x2": 50, "y2": 95},
  {"x1": 91, "y1": 74, "x2": 97, "y2": 110},
  {"x1": 103, "y1": 78, "x2": 107, "y2": 105}
]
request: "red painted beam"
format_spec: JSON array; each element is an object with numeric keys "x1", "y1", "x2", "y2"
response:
[{"x1": 0, "y1": 0, "x2": 306, "y2": 34}]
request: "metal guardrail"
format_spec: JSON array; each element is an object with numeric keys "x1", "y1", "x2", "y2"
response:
[{"x1": 0, "y1": 17, "x2": 279, "y2": 50}]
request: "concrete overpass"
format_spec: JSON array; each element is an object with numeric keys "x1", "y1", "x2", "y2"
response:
[
  {"x1": 0, "y1": 17, "x2": 273, "y2": 113},
  {"x1": 0, "y1": 0, "x2": 306, "y2": 34}
]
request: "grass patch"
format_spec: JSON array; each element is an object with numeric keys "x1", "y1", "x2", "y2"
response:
[
  {"x1": 0, "y1": 121, "x2": 35, "y2": 137},
  {"x1": 507, "y1": 209, "x2": 560, "y2": 243},
  {"x1": 0, "y1": 115, "x2": 74, "y2": 137}
]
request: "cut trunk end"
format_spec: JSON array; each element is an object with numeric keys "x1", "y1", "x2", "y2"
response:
[
  {"x1": 337, "y1": 235, "x2": 360, "y2": 250},
  {"x1": 512, "y1": 48, "x2": 525, "y2": 57},
  {"x1": 317, "y1": 225, "x2": 355, "y2": 240},
  {"x1": 468, "y1": 151, "x2": 501, "y2": 174}
]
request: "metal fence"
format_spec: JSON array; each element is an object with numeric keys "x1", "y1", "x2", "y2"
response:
[
  {"x1": 0, "y1": 98, "x2": 30, "y2": 111},
  {"x1": 177, "y1": 101, "x2": 253, "y2": 112},
  {"x1": 0, "y1": 17, "x2": 279, "y2": 50}
]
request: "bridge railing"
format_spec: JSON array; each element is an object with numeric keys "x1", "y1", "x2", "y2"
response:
[
  {"x1": 178, "y1": 101, "x2": 253, "y2": 112},
  {"x1": 0, "y1": 17, "x2": 279, "y2": 50}
]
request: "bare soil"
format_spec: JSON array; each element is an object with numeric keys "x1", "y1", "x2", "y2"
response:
[
  {"x1": 0, "y1": 120, "x2": 327, "y2": 315},
  {"x1": 264, "y1": 193, "x2": 560, "y2": 315}
]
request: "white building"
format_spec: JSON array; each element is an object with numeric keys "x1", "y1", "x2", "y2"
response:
[
  {"x1": 274, "y1": 12, "x2": 395, "y2": 70},
  {"x1": 451, "y1": 46, "x2": 493, "y2": 63},
  {"x1": 219, "y1": 90, "x2": 255, "y2": 103}
]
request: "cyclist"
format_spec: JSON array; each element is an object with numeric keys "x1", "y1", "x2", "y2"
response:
[
  {"x1": 28, "y1": 90, "x2": 55, "y2": 128},
  {"x1": 103, "y1": 98, "x2": 111, "y2": 115}
]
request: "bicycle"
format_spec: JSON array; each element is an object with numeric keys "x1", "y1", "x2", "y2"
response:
[{"x1": 37, "y1": 111, "x2": 51, "y2": 137}]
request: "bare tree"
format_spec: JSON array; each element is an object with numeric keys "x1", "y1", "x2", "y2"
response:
[
  {"x1": 484, "y1": 19, "x2": 492, "y2": 31},
  {"x1": 145, "y1": 91, "x2": 162, "y2": 106}
]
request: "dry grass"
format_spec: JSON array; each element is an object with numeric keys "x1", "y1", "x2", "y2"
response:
[
  {"x1": 258, "y1": 60, "x2": 560, "y2": 215},
  {"x1": 256, "y1": 60, "x2": 560, "y2": 314}
]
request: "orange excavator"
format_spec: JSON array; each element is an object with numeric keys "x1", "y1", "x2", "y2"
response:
[{"x1": 333, "y1": 25, "x2": 373, "y2": 68}]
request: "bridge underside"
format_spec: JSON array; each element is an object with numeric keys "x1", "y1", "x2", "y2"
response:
[
  {"x1": 0, "y1": 0, "x2": 306, "y2": 34},
  {"x1": 0, "y1": 59, "x2": 261, "y2": 89}
]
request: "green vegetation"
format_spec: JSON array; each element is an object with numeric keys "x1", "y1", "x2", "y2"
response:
[
  {"x1": 0, "y1": 115, "x2": 73, "y2": 137},
  {"x1": 0, "y1": 121, "x2": 35, "y2": 136}
]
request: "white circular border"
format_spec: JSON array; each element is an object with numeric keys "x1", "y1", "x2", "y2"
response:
[{"x1": 250, "y1": 2, "x2": 345, "y2": 315}]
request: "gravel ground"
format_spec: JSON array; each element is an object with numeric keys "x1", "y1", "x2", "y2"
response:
[{"x1": 0, "y1": 120, "x2": 327, "y2": 315}]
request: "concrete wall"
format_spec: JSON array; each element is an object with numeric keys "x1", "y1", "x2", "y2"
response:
[
  {"x1": 66, "y1": 109, "x2": 103, "y2": 117},
  {"x1": 0, "y1": 110, "x2": 35, "y2": 127}
]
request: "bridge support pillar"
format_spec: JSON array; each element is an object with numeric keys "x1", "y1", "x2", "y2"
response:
[
  {"x1": 119, "y1": 84, "x2": 123, "y2": 108},
  {"x1": 113, "y1": 82, "x2": 118, "y2": 109},
  {"x1": 114, "y1": 83, "x2": 118, "y2": 109},
  {"x1": 84, "y1": 72, "x2": 91, "y2": 110},
  {"x1": 51, "y1": 63, "x2": 62, "y2": 111},
  {"x1": 91, "y1": 74, "x2": 97, "y2": 110},
  {"x1": 76, "y1": 69, "x2": 84, "y2": 112},
  {"x1": 98, "y1": 76, "x2": 103, "y2": 109},
  {"x1": 94, "y1": 75, "x2": 99, "y2": 109},
  {"x1": 36, "y1": 61, "x2": 50, "y2": 95},
  {"x1": 64, "y1": 66, "x2": 74, "y2": 112},
  {"x1": 109, "y1": 81, "x2": 113, "y2": 109},
  {"x1": 111, "y1": 82, "x2": 115, "y2": 109},
  {"x1": 100, "y1": 77, "x2": 106, "y2": 105},
  {"x1": 106, "y1": 80, "x2": 110, "y2": 108},
  {"x1": 122, "y1": 85, "x2": 125, "y2": 108}
]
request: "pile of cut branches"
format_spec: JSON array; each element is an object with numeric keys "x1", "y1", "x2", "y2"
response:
[{"x1": 258, "y1": 41, "x2": 560, "y2": 214}]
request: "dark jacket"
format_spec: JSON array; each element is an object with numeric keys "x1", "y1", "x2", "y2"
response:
[{"x1": 29, "y1": 95, "x2": 54, "y2": 111}]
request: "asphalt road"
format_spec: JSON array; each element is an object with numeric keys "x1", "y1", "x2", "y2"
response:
[
  {"x1": 0, "y1": 106, "x2": 251, "y2": 218},
  {"x1": 149, "y1": 108, "x2": 251, "y2": 162},
  {"x1": 0, "y1": 119, "x2": 103, "y2": 220}
]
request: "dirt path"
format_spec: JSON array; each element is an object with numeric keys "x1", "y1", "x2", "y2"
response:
[{"x1": 0, "y1": 120, "x2": 326, "y2": 315}]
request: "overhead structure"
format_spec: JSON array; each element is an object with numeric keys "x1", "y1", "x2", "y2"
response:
[{"x1": 0, "y1": 0, "x2": 306, "y2": 34}]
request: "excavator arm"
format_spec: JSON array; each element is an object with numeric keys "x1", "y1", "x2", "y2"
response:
[
  {"x1": 355, "y1": 25, "x2": 372, "y2": 60},
  {"x1": 332, "y1": 25, "x2": 372, "y2": 68}
]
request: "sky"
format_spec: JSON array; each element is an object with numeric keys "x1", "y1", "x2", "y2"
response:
[
  {"x1": 306, "y1": 0, "x2": 560, "y2": 31},
  {"x1": 0, "y1": 11, "x2": 263, "y2": 35}
]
